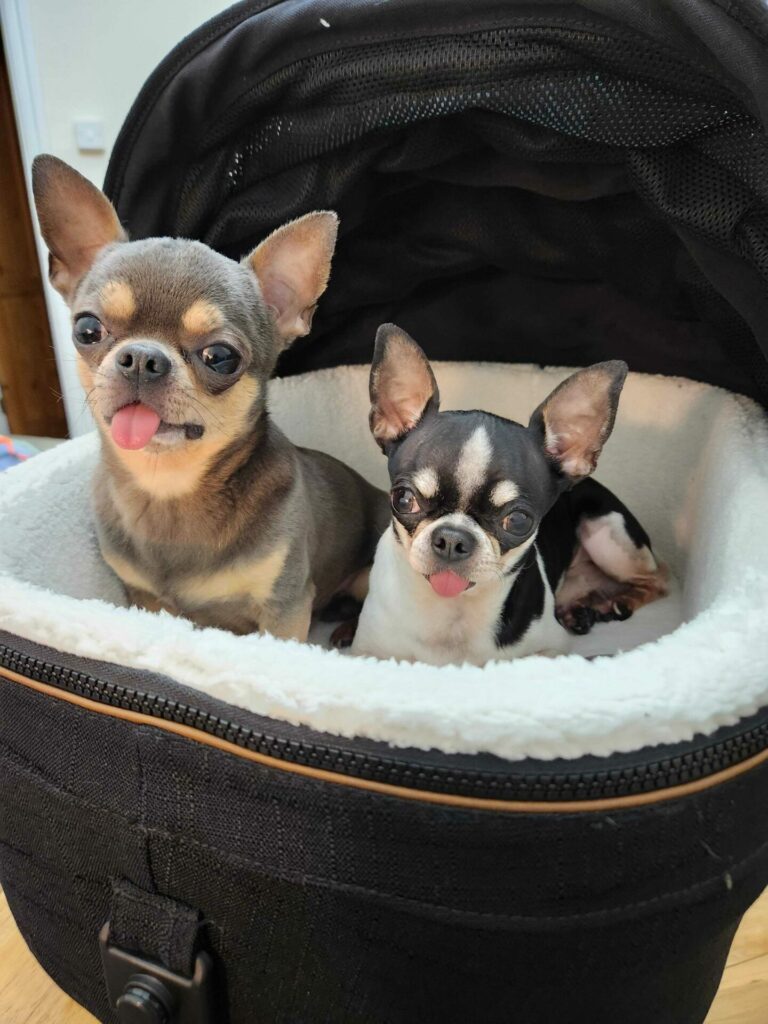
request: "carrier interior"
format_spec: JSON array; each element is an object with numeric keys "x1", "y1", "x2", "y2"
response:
[
  {"x1": 2, "y1": 7, "x2": 768, "y2": 759},
  {"x1": 0, "y1": 361, "x2": 766, "y2": 761},
  {"x1": 0, "y1": 360, "x2": 750, "y2": 632}
]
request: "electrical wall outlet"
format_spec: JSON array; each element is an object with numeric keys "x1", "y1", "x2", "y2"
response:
[{"x1": 74, "y1": 118, "x2": 106, "y2": 152}]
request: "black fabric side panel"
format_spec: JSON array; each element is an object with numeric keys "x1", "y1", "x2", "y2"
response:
[{"x1": 1, "y1": 675, "x2": 766, "y2": 1024}]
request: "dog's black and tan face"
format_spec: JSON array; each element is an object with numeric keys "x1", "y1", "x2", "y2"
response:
[
  {"x1": 369, "y1": 324, "x2": 627, "y2": 597},
  {"x1": 32, "y1": 155, "x2": 337, "y2": 494}
]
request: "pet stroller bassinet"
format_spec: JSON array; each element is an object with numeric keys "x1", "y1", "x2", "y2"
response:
[{"x1": 1, "y1": 1, "x2": 768, "y2": 1022}]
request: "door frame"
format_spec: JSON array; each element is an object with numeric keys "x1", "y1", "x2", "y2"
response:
[{"x1": 0, "y1": 0, "x2": 88, "y2": 436}]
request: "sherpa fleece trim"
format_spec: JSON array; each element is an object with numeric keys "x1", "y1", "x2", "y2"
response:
[{"x1": 0, "y1": 363, "x2": 766, "y2": 762}]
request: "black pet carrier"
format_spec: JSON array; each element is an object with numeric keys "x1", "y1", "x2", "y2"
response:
[{"x1": 1, "y1": 1, "x2": 768, "y2": 1022}]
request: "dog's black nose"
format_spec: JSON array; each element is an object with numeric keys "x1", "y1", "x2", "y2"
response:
[
  {"x1": 431, "y1": 525, "x2": 476, "y2": 562},
  {"x1": 117, "y1": 344, "x2": 171, "y2": 384}
]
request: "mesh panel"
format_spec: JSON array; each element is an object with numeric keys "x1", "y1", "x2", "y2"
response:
[
  {"x1": 107, "y1": 4, "x2": 768, "y2": 405},
  {"x1": 192, "y1": 26, "x2": 735, "y2": 237}
]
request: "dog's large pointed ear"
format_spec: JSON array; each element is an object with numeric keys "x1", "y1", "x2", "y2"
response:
[
  {"x1": 32, "y1": 154, "x2": 127, "y2": 302},
  {"x1": 529, "y1": 361, "x2": 628, "y2": 480},
  {"x1": 369, "y1": 324, "x2": 439, "y2": 450},
  {"x1": 245, "y1": 211, "x2": 338, "y2": 349}
]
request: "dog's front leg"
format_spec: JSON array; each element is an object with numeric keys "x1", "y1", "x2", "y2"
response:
[
  {"x1": 124, "y1": 585, "x2": 176, "y2": 616},
  {"x1": 259, "y1": 586, "x2": 315, "y2": 643}
]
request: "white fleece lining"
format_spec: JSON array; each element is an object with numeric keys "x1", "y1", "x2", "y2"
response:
[{"x1": 0, "y1": 362, "x2": 767, "y2": 762}]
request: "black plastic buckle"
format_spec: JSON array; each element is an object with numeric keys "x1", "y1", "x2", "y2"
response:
[{"x1": 99, "y1": 922, "x2": 215, "y2": 1024}]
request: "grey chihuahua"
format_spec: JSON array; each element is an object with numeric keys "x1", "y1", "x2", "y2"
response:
[{"x1": 32, "y1": 155, "x2": 388, "y2": 640}]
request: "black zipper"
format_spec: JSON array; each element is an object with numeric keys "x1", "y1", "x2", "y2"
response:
[{"x1": 2, "y1": 641, "x2": 767, "y2": 804}]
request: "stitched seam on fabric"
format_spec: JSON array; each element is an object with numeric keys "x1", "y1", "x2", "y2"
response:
[{"x1": 135, "y1": 736, "x2": 158, "y2": 900}]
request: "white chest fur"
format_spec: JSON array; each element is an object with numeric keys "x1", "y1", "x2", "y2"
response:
[{"x1": 353, "y1": 528, "x2": 571, "y2": 666}]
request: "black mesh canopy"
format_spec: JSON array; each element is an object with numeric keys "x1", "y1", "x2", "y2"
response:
[{"x1": 106, "y1": 0, "x2": 768, "y2": 406}]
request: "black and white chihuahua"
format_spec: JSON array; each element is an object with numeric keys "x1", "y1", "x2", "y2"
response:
[{"x1": 352, "y1": 325, "x2": 668, "y2": 665}]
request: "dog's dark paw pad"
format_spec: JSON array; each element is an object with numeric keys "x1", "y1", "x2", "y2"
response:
[
  {"x1": 571, "y1": 607, "x2": 597, "y2": 634},
  {"x1": 558, "y1": 605, "x2": 596, "y2": 635},
  {"x1": 330, "y1": 620, "x2": 358, "y2": 649}
]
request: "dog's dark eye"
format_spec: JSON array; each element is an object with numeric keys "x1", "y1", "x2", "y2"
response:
[
  {"x1": 199, "y1": 343, "x2": 241, "y2": 375},
  {"x1": 501, "y1": 509, "x2": 533, "y2": 536},
  {"x1": 73, "y1": 314, "x2": 105, "y2": 345},
  {"x1": 392, "y1": 487, "x2": 420, "y2": 515}
]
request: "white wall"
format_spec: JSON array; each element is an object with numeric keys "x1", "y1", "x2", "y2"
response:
[
  {"x1": 23, "y1": 0, "x2": 231, "y2": 187},
  {"x1": 1, "y1": 0, "x2": 230, "y2": 434}
]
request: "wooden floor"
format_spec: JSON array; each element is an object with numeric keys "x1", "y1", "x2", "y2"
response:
[{"x1": 0, "y1": 887, "x2": 765, "y2": 1022}]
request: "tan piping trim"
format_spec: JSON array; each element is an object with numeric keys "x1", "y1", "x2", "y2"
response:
[{"x1": 2, "y1": 664, "x2": 767, "y2": 814}]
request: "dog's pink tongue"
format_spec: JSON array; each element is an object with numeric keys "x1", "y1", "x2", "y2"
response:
[
  {"x1": 429, "y1": 571, "x2": 471, "y2": 598},
  {"x1": 110, "y1": 404, "x2": 161, "y2": 450}
]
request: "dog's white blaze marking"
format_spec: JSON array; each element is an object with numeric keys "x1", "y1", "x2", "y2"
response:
[
  {"x1": 490, "y1": 479, "x2": 519, "y2": 506},
  {"x1": 413, "y1": 467, "x2": 439, "y2": 498},
  {"x1": 456, "y1": 425, "x2": 492, "y2": 506}
]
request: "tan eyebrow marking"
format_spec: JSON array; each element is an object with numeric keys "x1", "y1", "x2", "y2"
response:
[
  {"x1": 412, "y1": 467, "x2": 439, "y2": 498},
  {"x1": 490, "y1": 480, "x2": 519, "y2": 506},
  {"x1": 100, "y1": 280, "x2": 136, "y2": 320},
  {"x1": 181, "y1": 299, "x2": 224, "y2": 334}
]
